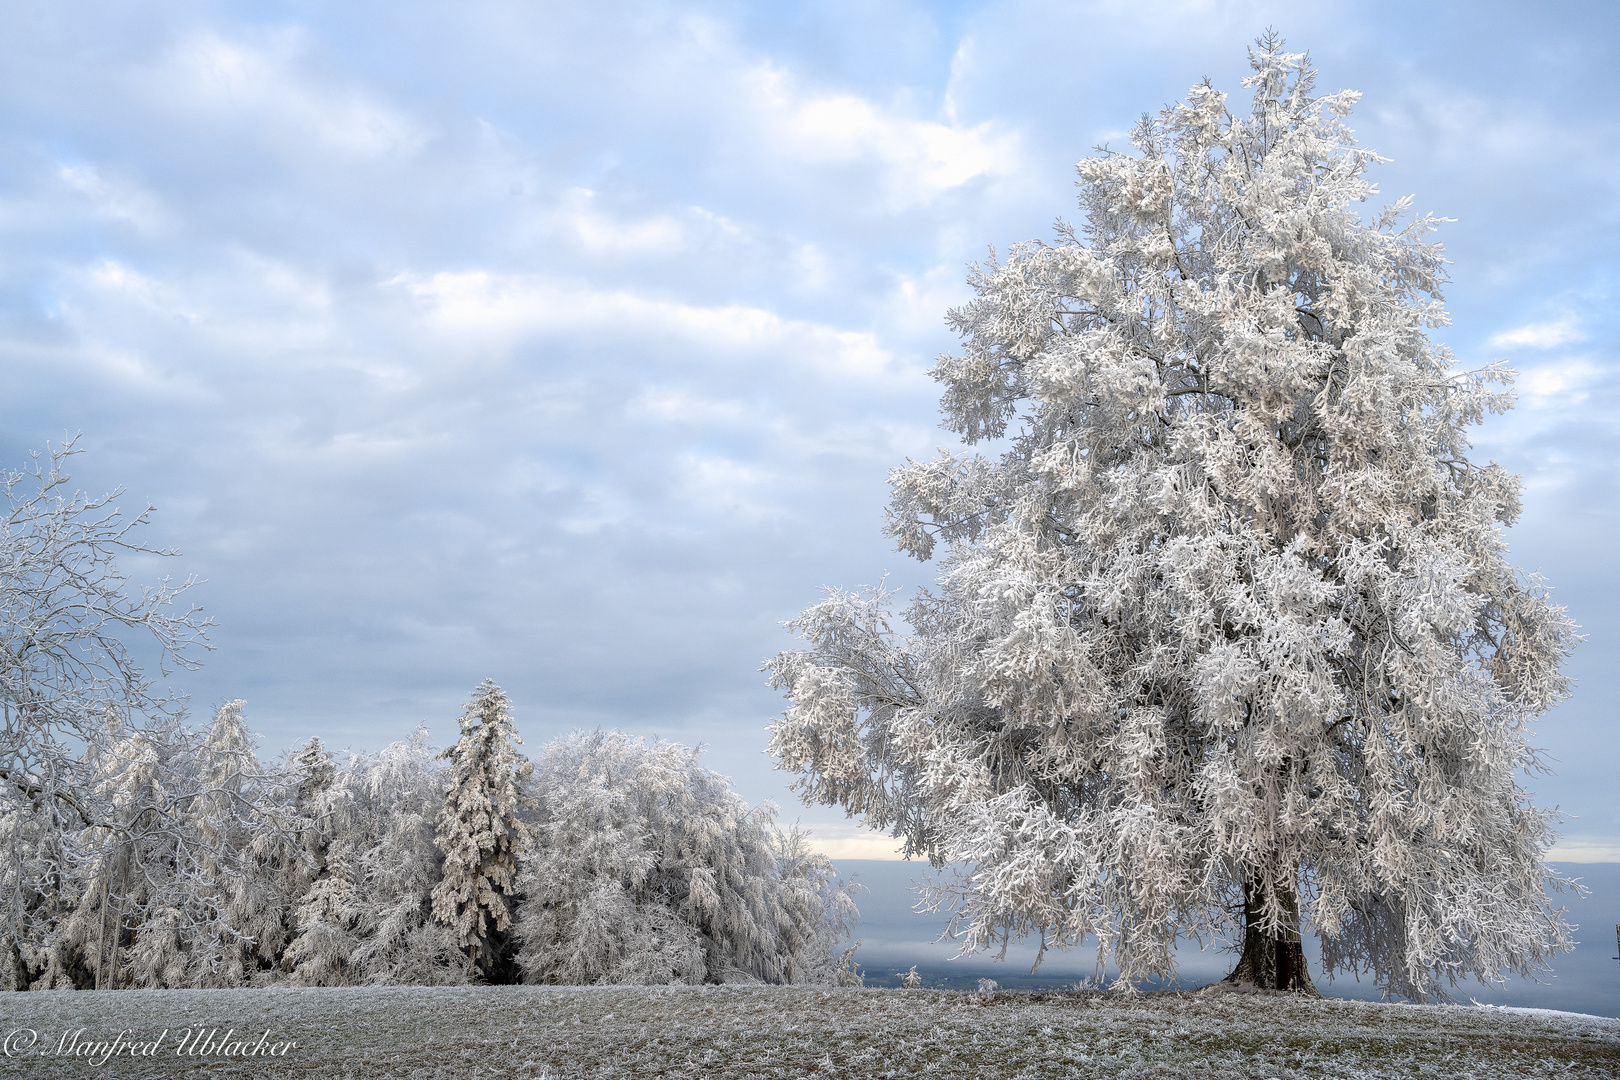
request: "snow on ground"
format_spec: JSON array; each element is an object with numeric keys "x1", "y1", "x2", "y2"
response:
[
  {"x1": 0, "y1": 985, "x2": 1616, "y2": 1078},
  {"x1": 1469, "y1": 1004, "x2": 1619, "y2": 1022}
]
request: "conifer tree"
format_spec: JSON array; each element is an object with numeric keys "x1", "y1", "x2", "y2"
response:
[
  {"x1": 104, "y1": 720, "x2": 207, "y2": 989},
  {"x1": 293, "y1": 737, "x2": 338, "y2": 822},
  {"x1": 431, "y1": 680, "x2": 531, "y2": 983},
  {"x1": 767, "y1": 36, "x2": 1579, "y2": 999}
]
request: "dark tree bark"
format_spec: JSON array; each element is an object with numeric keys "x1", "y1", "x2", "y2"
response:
[
  {"x1": 1222, "y1": 868, "x2": 1321, "y2": 995},
  {"x1": 478, "y1": 925, "x2": 521, "y2": 985}
]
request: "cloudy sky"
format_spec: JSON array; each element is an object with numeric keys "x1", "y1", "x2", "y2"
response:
[{"x1": 3, "y1": 0, "x2": 1616, "y2": 869}]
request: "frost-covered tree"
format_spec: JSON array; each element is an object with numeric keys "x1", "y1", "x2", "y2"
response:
[
  {"x1": 514, "y1": 730, "x2": 861, "y2": 986},
  {"x1": 767, "y1": 824, "x2": 865, "y2": 987},
  {"x1": 39, "y1": 710, "x2": 129, "y2": 990},
  {"x1": 277, "y1": 737, "x2": 337, "y2": 929},
  {"x1": 284, "y1": 847, "x2": 360, "y2": 986},
  {"x1": 92, "y1": 719, "x2": 210, "y2": 989},
  {"x1": 767, "y1": 36, "x2": 1578, "y2": 1000},
  {"x1": 0, "y1": 441, "x2": 209, "y2": 988},
  {"x1": 292, "y1": 738, "x2": 337, "y2": 824},
  {"x1": 6, "y1": 713, "x2": 469, "y2": 991},
  {"x1": 4, "y1": 698, "x2": 319, "y2": 991},
  {"x1": 432, "y1": 680, "x2": 532, "y2": 983},
  {"x1": 514, "y1": 731, "x2": 705, "y2": 985},
  {"x1": 190, "y1": 701, "x2": 290, "y2": 986},
  {"x1": 345, "y1": 728, "x2": 468, "y2": 985}
]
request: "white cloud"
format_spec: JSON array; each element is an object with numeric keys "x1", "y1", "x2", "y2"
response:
[
  {"x1": 60, "y1": 252, "x2": 345, "y2": 380},
  {"x1": 556, "y1": 488, "x2": 635, "y2": 536},
  {"x1": 235, "y1": 250, "x2": 334, "y2": 312},
  {"x1": 745, "y1": 64, "x2": 1019, "y2": 210},
  {"x1": 889, "y1": 263, "x2": 972, "y2": 337},
  {"x1": 58, "y1": 165, "x2": 169, "y2": 232},
  {"x1": 792, "y1": 242, "x2": 830, "y2": 291},
  {"x1": 672, "y1": 453, "x2": 782, "y2": 524},
  {"x1": 1490, "y1": 318, "x2": 1583, "y2": 350},
  {"x1": 558, "y1": 188, "x2": 688, "y2": 258},
  {"x1": 76, "y1": 259, "x2": 200, "y2": 324},
  {"x1": 1545, "y1": 838, "x2": 1620, "y2": 863},
  {"x1": 152, "y1": 30, "x2": 426, "y2": 160},
  {"x1": 1517, "y1": 358, "x2": 1601, "y2": 407},
  {"x1": 390, "y1": 270, "x2": 903, "y2": 380},
  {"x1": 630, "y1": 388, "x2": 747, "y2": 427},
  {"x1": 801, "y1": 821, "x2": 909, "y2": 860},
  {"x1": 1377, "y1": 90, "x2": 1551, "y2": 164},
  {"x1": 319, "y1": 429, "x2": 428, "y2": 466}
]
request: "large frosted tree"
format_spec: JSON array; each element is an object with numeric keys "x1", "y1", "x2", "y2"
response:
[{"x1": 767, "y1": 36, "x2": 1578, "y2": 999}]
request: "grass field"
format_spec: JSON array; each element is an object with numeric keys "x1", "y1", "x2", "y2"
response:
[{"x1": 0, "y1": 984, "x2": 1615, "y2": 1078}]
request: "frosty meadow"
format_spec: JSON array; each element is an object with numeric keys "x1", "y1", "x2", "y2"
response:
[{"x1": 0, "y1": 34, "x2": 1603, "y2": 1078}]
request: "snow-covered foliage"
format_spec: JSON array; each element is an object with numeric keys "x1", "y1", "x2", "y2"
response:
[
  {"x1": 767, "y1": 36, "x2": 1579, "y2": 1000},
  {"x1": 514, "y1": 730, "x2": 862, "y2": 987},
  {"x1": 283, "y1": 845, "x2": 361, "y2": 986},
  {"x1": 190, "y1": 701, "x2": 292, "y2": 987},
  {"x1": 4, "y1": 676, "x2": 860, "y2": 991}
]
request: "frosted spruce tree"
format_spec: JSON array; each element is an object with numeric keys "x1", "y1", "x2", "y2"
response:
[
  {"x1": 767, "y1": 36, "x2": 1579, "y2": 999},
  {"x1": 432, "y1": 680, "x2": 532, "y2": 983}
]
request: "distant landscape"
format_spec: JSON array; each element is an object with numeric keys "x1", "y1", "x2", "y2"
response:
[{"x1": 841, "y1": 862, "x2": 1620, "y2": 1014}]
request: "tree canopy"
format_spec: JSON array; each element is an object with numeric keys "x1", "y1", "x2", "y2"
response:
[{"x1": 767, "y1": 35, "x2": 1579, "y2": 999}]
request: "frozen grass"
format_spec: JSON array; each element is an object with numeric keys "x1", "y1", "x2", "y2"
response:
[{"x1": 1, "y1": 984, "x2": 1616, "y2": 1078}]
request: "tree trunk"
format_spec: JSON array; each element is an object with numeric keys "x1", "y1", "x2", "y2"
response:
[
  {"x1": 1222, "y1": 868, "x2": 1320, "y2": 995},
  {"x1": 94, "y1": 874, "x2": 109, "y2": 990}
]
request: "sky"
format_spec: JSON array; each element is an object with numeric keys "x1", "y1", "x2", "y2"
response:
[{"x1": 2, "y1": 0, "x2": 1617, "y2": 894}]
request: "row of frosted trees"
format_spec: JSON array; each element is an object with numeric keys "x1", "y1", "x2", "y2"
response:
[{"x1": 1, "y1": 681, "x2": 861, "y2": 990}]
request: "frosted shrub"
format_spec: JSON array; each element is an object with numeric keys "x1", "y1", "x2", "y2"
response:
[{"x1": 515, "y1": 730, "x2": 861, "y2": 986}]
